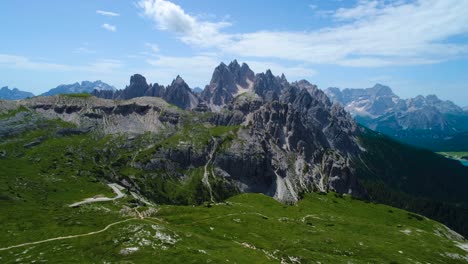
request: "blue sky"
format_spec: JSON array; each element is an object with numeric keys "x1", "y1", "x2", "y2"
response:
[{"x1": 1, "y1": 0, "x2": 468, "y2": 106}]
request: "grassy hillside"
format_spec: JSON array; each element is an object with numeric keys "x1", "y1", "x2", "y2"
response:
[
  {"x1": 1, "y1": 188, "x2": 467, "y2": 263},
  {"x1": 1, "y1": 112, "x2": 467, "y2": 262},
  {"x1": 356, "y1": 128, "x2": 468, "y2": 237}
]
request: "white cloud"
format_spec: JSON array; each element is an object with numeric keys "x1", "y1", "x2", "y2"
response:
[
  {"x1": 74, "y1": 47, "x2": 96, "y2": 54},
  {"x1": 137, "y1": 0, "x2": 231, "y2": 47},
  {"x1": 96, "y1": 10, "x2": 120, "y2": 17},
  {"x1": 245, "y1": 60, "x2": 317, "y2": 80},
  {"x1": 87, "y1": 59, "x2": 123, "y2": 73},
  {"x1": 0, "y1": 54, "x2": 73, "y2": 71},
  {"x1": 138, "y1": 0, "x2": 468, "y2": 67},
  {"x1": 0, "y1": 54, "x2": 122, "y2": 73},
  {"x1": 333, "y1": 0, "x2": 382, "y2": 21},
  {"x1": 145, "y1": 42, "x2": 160, "y2": 53},
  {"x1": 144, "y1": 54, "x2": 220, "y2": 86},
  {"x1": 102, "y1": 23, "x2": 117, "y2": 32}
]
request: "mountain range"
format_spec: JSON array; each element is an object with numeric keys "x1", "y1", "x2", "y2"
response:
[
  {"x1": 325, "y1": 84, "x2": 468, "y2": 151},
  {"x1": 2, "y1": 61, "x2": 467, "y2": 240},
  {"x1": 40, "y1": 80, "x2": 115, "y2": 96},
  {"x1": 1, "y1": 61, "x2": 468, "y2": 264},
  {"x1": 0, "y1": 86, "x2": 34, "y2": 100}
]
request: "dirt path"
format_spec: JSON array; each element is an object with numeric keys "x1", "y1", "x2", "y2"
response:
[
  {"x1": 69, "y1": 183, "x2": 125, "y2": 207},
  {"x1": 0, "y1": 218, "x2": 137, "y2": 251}
]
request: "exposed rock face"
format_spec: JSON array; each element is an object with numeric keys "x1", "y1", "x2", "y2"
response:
[
  {"x1": 118, "y1": 74, "x2": 151, "y2": 99},
  {"x1": 201, "y1": 60, "x2": 255, "y2": 108},
  {"x1": 208, "y1": 81, "x2": 362, "y2": 203},
  {"x1": 162, "y1": 76, "x2": 199, "y2": 110},
  {"x1": 253, "y1": 70, "x2": 284, "y2": 102},
  {"x1": 0, "y1": 86, "x2": 34, "y2": 100},
  {"x1": 229, "y1": 59, "x2": 255, "y2": 88},
  {"x1": 16, "y1": 96, "x2": 182, "y2": 134},
  {"x1": 41, "y1": 80, "x2": 115, "y2": 96},
  {"x1": 91, "y1": 89, "x2": 115, "y2": 99}
]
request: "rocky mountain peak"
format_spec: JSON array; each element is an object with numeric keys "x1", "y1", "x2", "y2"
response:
[
  {"x1": 371, "y1": 83, "x2": 394, "y2": 96},
  {"x1": 253, "y1": 69, "x2": 283, "y2": 101},
  {"x1": 163, "y1": 75, "x2": 199, "y2": 110},
  {"x1": 232, "y1": 61, "x2": 254, "y2": 88},
  {"x1": 173, "y1": 75, "x2": 185, "y2": 85},
  {"x1": 425, "y1": 94, "x2": 439, "y2": 102},
  {"x1": 240, "y1": 62, "x2": 252, "y2": 73},
  {"x1": 202, "y1": 61, "x2": 254, "y2": 108},
  {"x1": 228, "y1": 59, "x2": 240, "y2": 72},
  {"x1": 118, "y1": 74, "x2": 150, "y2": 100},
  {"x1": 129, "y1": 74, "x2": 148, "y2": 87},
  {"x1": 295, "y1": 80, "x2": 331, "y2": 107},
  {"x1": 280, "y1": 73, "x2": 287, "y2": 83}
]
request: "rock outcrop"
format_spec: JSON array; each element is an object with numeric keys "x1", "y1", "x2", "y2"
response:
[{"x1": 15, "y1": 96, "x2": 182, "y2": 134}]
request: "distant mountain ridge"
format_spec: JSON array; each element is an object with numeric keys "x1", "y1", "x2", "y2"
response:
[
  {"x1": 326, "y1": 84, "x2": 464, "y2": 117},
  {"x1": 192, "y1": 87, "x2": 203, "y2": 94},
  {"x1": 41, "y1": 80, "x2": 115, "y2": 96},
  {"x1": 325, "y1": 85, "x2": 468, "y2": 150},
  {"x1": 0, "y1": 86, "x2": 34, "y2": 100}
]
